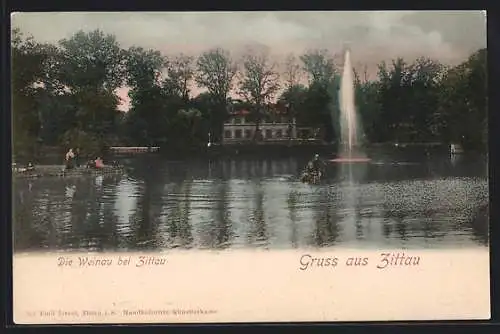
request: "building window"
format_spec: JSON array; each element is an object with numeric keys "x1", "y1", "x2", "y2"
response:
[
  {"x1": 235, "y1": 129, "x2": 242, "y2": 139},
  {"x1": 224, "y1": 130, "x2": 232, "y2": 139},
  {"x1": 245, "y1": 129, "x2": 253, "y2": 139},
  {"x1": 276, "y1": 129, "x2": 282, "y2": 138},
  {"x1": 265, "y1": 129, "x2": 273, "y2": 138},
  {"x1": 234, "y1": 117, "x2": 242, "y2": 124}
]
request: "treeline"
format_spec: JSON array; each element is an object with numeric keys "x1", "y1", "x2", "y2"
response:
[{"x1": 12, "y1": 28, "x2": 487, "y2": 160}]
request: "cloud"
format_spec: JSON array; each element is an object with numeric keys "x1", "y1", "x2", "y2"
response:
[{"x1": 12, "y1": 11, "x2": 485, "y2": 63}]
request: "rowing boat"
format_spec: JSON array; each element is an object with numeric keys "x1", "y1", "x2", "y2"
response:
[{"x1": 300, "y1": 170, "x2": 322, "y2": 185}]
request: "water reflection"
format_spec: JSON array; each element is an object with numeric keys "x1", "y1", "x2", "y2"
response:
[
  {"x1": 13, "y1": 154, "x2": 489, "y2": 252},
  {"x1": 311, "y1": 187, "x2": 340, "y2": 247},
  {"x1": 249, "y1": 181, "x2": 268, "y2": 247}
]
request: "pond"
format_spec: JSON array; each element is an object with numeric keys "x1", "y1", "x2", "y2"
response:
[{"x1": 12, "y1": 150, "x2": 489, "y2": 252}]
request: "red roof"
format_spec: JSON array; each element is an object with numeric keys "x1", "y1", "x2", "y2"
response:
[{"x1": 230, "y1": 104, "x2": 290, "y2": 115}]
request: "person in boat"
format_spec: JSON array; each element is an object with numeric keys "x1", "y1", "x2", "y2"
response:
[
  {"x1": 65, "y1": 148, "x2": 75, "y2": 170},
  {"x1": 309, "y1": 154, "x2": 325, "y2": 174},
  {"x1": 301, "y1": 154, "x2": 325, "y2": 183}
]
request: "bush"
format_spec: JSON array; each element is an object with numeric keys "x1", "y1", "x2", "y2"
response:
[
  {"x1": 60, "y1": 128, "x2": 103, "y2": 158},
  {"x1": 12, "y1": 130, "x2": 37, "y2": 163}
]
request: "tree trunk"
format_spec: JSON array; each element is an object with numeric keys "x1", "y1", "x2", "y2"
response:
[{"x1": 252, "y1": 105, "x2": 262, "y2": 142}]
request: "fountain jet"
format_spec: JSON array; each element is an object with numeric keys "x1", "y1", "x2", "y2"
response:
[{"x1": 330, "y1": 48, "x2": 370, "y2": 163}]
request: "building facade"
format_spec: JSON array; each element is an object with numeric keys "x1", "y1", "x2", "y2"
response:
[{"x1": 222, "y1": 109, "x2": 317, "y2": 144}]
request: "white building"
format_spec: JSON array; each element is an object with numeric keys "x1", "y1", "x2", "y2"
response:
[
  {"x1": 223, "y1": 110, "x2": 314, "y2": 144},
  {"x1": 222, "y1": 110, "x2": 301, "y2": 144}
]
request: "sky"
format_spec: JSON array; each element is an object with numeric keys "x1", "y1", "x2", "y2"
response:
[{"x1": 12, "y1": 11, "x2": 487, "y2": 110}]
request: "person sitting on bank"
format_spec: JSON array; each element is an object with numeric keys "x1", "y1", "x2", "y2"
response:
[
  {"x1": 15, "y1": 162, "x2": 35, "y2": 173},
  {"x1": 95, "y1": 157, "x2": 104, "y2": 169},
  {"x1": 65, "y1": 148, "x2": 75, "y2": 170}
]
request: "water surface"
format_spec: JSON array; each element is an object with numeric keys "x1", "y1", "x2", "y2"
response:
[{"x1": 13, "y1": 151, "x2": 489, "y2": 252}]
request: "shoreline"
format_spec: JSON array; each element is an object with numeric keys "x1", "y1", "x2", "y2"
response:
[
  {"x1": 15, "y1": 141, "x2": 486, "y2": 162},
  {"x1": 12, "y1": 164, "x2": 126, "y2": 179}
]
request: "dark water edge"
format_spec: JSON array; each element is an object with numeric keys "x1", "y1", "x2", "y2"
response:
[
  {"x1": 130, "y1": 142, "x2": 454, "y2": 160},
  {"x1": 27, "y1": 141, "x2": 485, "y2": 165},
  {"x1": 31, "y1": 142, "x2": 479, "y2": 166},
  {"x1": 13, "y1": 149, "x2": 489, "y2": 253}
]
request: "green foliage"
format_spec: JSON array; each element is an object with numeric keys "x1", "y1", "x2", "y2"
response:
[
  {"x1": 58, "y1": 29, "x2": 126, "y2": 91},
  {"x1": 300, "y1": 49, "x2": 337, "y2": 86},
  {"x1": 60, "y1": 129, "x2": 102, "y2": 158},
  {"x1": 11, "y1": 28, "x2": 46, "y2": 159},
  {"x1": 278, "y1": 84, "x2": 308, "y2": 117},
  {"x1": 237, "y1": 50, "x2": 281, "y2": 136},
  {"x1": 124, "y1": 46, "x2": 165, "y2": 89},
  {"x1": 195, "y1": 48, "x2": 237, "y2": 142},
  {"x1": 11, "y1": 26, "x2": 487, "y2": 159},
  {"x1": 436, "y1": 49, "x2": 487, "y2": 150},
  {"x1": 12, "y1": 29, "x2": 128, "y2": 160}
]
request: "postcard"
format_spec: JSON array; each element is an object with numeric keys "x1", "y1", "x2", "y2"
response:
[{"x1": 11, "y1": 10, "x2": 489, "y2": 324}]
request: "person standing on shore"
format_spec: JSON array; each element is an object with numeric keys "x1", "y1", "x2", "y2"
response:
[{"x1": 65, "y1": 148, "x2": 75, "y2": 170}]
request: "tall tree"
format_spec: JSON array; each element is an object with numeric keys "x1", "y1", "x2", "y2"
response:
[
  {"x1": 277, "y1": 84, "x2": 307, "y2": 139},
  {"x1": 11, "y1": 28, "x2": 50, "y2": 159},
  {"x1": 125, "y1": 46, "x2": 165, "y2": 89},
  {"x1": 237, "y1": 49, "x2": 280, "y2": 139},
  {"x1": 437, "y1": 48, "x2": 486, "y2": 149},
  {"x1": 53, "y1": 29, "x2": 127, "y2": 152},
  {"x1": 58, "y1": 29, "x2": 126, "y2": 92},
  {"x1": 300, "y1": 49, "x2": 339, "y2": 141},
  {"x1": 195, "y1": 48, "x2": 237, "y2": 142},
  {"x1": 280, "y1": 53, "x2": 304, "y2": 131},
  {"x1": 374, "y1": 58, "x2": 410, "y2": 142},
  {"x1": 300, "y1": 49, "x2": 337, "y2": 86},
  {"x1": 283, "y1": 53, "x2": 302, "y2": 89},
  {"x1": 123, "y1": 46, "x2": 168, "y2": 146},
  {"x1": 404, "y1": 57, "x2": 444, "y2": 141},
  {"x1": 164, "y1": 54, "x2": 195, "y2": 102},
  {"x1": 373, "y1": 57, "x2": 445, "y2": 143}
]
